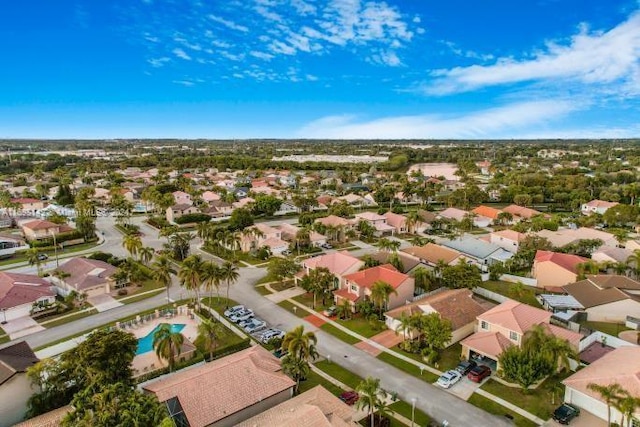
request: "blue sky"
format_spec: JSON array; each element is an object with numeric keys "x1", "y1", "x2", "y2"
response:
[{"x1": 1, "y1": 0, "x2": 639, "y2": 139}]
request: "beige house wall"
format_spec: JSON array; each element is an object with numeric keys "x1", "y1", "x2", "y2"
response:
[
  {"x1": 586, "y1": 299, "x2": 640, "y2": 323},
  {"x1": 0, "y1": 374, "x2": 37, "y2": 426},
  {"x1": 532, "y1": 261, "x2": 577, "y2": 288}
]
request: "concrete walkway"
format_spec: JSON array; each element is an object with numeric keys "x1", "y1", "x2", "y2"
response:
[
  {"x1": 264, "y1": 285, "x2": 306, "y2": 303},
  {"x1": 284, "y1": 295, "x2": 545, "y2": 426}
]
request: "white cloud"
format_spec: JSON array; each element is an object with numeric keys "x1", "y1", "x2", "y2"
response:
[
  {"x1": 208, "y1": 14, "x2": 249, "y2": 32},
  {"x1": 172, "y1": 80, "x2": 195, "y2": 86},
  {"x1": 425, "y1": 11, "x2": 640, "y2": 95},
  {"x1": 250, "y1": 50, "x2": 275, "y2": 60},
  {"x1": 148, "y1": 57, "x2": 171, "y2": 67},
  {"x1": 298, "y1": 100, "x2": 582, "y2": 139},
  {"x1": 172, "y1": 48, "x2": 192, "y2": 60}
]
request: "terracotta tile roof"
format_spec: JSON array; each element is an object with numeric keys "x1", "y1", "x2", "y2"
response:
[
  {"x1": 368, "y1": 251, "x2": 421, "y2": 274},
  {"x1": 343, "y1": 264, "x2": 409, "y2": 289},
  {"x1": 401, "y1": 243, "x2": 461, "y2": 265},
  {"x1": 382, "y1": 212, "x2": 407, "y2": 228},
  {"x1": 471, "y1": 206, "x2": 502, "y2": 220},
  {"x1": 261, "y1": 237, "x2": 289, "y2": 250},
  {"x1": 417, "y1": 209, "x2": 438, "y2": 223},
  {"x1": 0, "y1": 271, "x2": 54, "y2": 309},
  {"x1": 334, "y1": 288, "x2": 361, "y2": 302},
  {"x1": 56, "y1": 258, "x2": 117, "y2": 292},
  {"x1": 438, "y1": 207, "x2": 468, "y2": 221},
  {"x1": 315, "y1": 215, "x2": 353, "y2": 228},
  {"x1": 354, "y1": 212, "x2": 386, "y2": 222},
  {"x1": 21, "y1": 220, "x2": 59, "y2": 231},
  {"x1": 534, "y1": 250, "x2": 588, "y2": 274},
  {"x1": 491, "y1": 229, "x2": 526, "y2": 242},
  {"x1": 460, "y1": 331, "x2": 514, "y2": 359},
  {"x1": 143, "y1": 346, "x2": 295, "y2": 427},
  {"x1": 0, "y1": 341, "x2": 39, "y2": 386},
  {"x1": 13, "y1": 405, "x2": 72, "y2": 427},
  {"x1": 236, "y1": 385, "x2": 358, "y2": 427},
  {"x1": 11, "y1": 198, "x2": 42, "y2": 204},
  {"x1": 584, "y1": 199, "x2": 619, "y2": 208},
  {"x1": 478, "y1": 300, "x2": 551, "y2": 335},
  {"x1": 563, "y1": 347, "x2": 640, "y2": 402},
  {"x1": 502, "y1": 204, "x2": 544, "y2": 219},
  {"x1": 303, "y1": 252, "x2": 363, "y2": 277},
  {"x1": 386, "y1": 289, "x2": 489, "y2": 330}
]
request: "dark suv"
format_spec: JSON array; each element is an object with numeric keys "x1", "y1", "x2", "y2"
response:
[
  {"x1": 552, "y1": 403, "x2": 580, "y2": 425},
  {"x1": 467, "y1": 365, "x2": 491, "y2": 383},
  {"x1": 455, "y1": 360, "x2": 477, "y2": 375}
]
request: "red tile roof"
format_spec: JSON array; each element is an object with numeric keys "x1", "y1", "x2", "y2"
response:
[
  {"x1": 471, "y1": 205, "x2": 502, "y2": 220},
  {"x1": 21, "y1": 220, "x2": 59, "y2": 231},
  {"x1": 0, "y1": 272, "x2": 53, "y2": 309},
  {"x1": 343, "y1": 264, "x2": 408, "y2": 289},
  {"x1": 534, "y1": 250, "x2": 588, "y2": 274}
]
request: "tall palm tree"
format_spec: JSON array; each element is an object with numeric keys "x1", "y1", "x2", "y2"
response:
[
  {"x1": 139, "y1": 246, "x2": 154, "y2": 264},
  {"x1": 370, "y1": 280, "x2": 398, "y2": 318},
  {"x1": 25, "y1": 248, "x2": 44, "y2": 276},
  {"x1": 588, "y1": 382, "x2": 624, "y2": 427},
  {"x1": 152, "y1": 323, "x2": 184, "y2": 372},
  {"x1": 281, "y1": 325, "x2": 318, "y2": 362},
  {"x1": 220, "y1": 261, "x2": 239, "y2": 308},
  {"x1": 281, "y1": 354, "x2": 311, "y2": 394},
  {"x1": 151, "y1": 254, "x2": 175, "y2": 304},
  {"x1": 122, "y1": 234, "x2": 143, "y2": 260},
  {"x1": 355, "y1": 376, "x2": 386, "y2": 427},
  {"x1": 395, "y1": 312, "x2": 414, "y2": 342},
  {"x1": 197, "y1": 318, "x2": 225, "y2": 361},
  {"x1": 201, "y1": 261, "x2": 222, "y2": 303},
  {"x1": 179, "y1": 254, "x2": 204, "y2": 309},
  {"x1": 627, "y1": 250, "x2": 640, "y2": 279},
  {"x1": 196, "y1": 221, "x2": 213, "y2": 243},
  {"x1": 295, "y1": 227, "x2": 311, "y2": 254},
  {"x1": 376, "y1": 238, "x2": 393, "y2": 252},
  {"x1": 614, "y1": 392, "x2": 640, "y2": 427},
  {"x1": 405, "y1": 211, "x2": 421, "y2": 234}
]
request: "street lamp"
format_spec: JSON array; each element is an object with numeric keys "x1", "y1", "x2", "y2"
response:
[
  {"x1": 293, "y1": 306, "x2": 297, "y2": 315},
  {"x1": 327, "y1": 354, "x2": 331, "y2": 364},
  {"x1": 410, "y1": 398, "x2": 416, "y2": 427},
  {"x1": 1, "y1": 308, "x2": 7, "y2": 325},
  {"x1": 50, "y1": 229, "x2": 59, "y2": 268}
]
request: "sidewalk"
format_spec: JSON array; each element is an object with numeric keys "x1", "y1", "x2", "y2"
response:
[{"x1": 285, "y1": 296, "x2": 545, "y2": 426}]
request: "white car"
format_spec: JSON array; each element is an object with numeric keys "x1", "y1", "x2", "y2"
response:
[
  {"x1": 224, "y1": 305, "x2": 245, "y2": 317},
  {"x1": 229, "y1": 308, "x2": 254, "y2": 323},
  {"x1": 436, "y1": 370, "x2": 462, "y2": 389},
  {"x1": 260, "y1": 329, "x2": 285, "y2": 343},
  {"x1": 244, "y1": 319, "x2": 267, "y2": 333}
]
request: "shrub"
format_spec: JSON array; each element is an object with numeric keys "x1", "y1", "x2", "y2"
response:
[
  {"x1": 174, "y1": 213, "x2": 211, "y2": 224},
  {"x1": 117, "y1": 289, "x2": 128, "y2": 296},
  {"x1": 147, "y1": 216, "x2": 169, "y2": 229}
]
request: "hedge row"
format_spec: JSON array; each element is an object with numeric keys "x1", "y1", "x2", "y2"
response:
[{"x1": 174, "y1": 213, "x2": 211, "y2": 225}]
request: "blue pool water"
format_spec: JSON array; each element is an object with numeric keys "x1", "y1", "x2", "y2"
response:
[{"x1": 136, "y1": 323, "x2": 186, "y2": 355}]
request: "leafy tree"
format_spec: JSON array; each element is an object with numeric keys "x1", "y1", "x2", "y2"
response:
[
  {"x1": 26, "y1": 248, "x2": 44, "y2": 275},
  {"x1": 122, "y1": 234, "x2": 143, "y2": 260},
  {"x1": 55, "y1": 184, "x2": 75, "y2": 206},
  {"x1": 281, "y1": 325, "x2": 318, "y2": 363},
  {"x1": 196, "y1": 318, "x2": 225, "y2": 361},
  {"x1": 361, "y1": 254, "x2": 382, "y2": 268},
  {"x1": 299, "y1": 267, "x2": 335, "y2": 308},
  {"x1": 179, "y1": 254, "x2": 204, "y2": 308},
  {"x1": 370, "y1": 280, "x2": 398, "y2": 318},
  {"x1": 267, "y1": 257, "x2": 300, "y2": 282},
  {"x1": 151, "y1": 254, "x2": 175, "y2": 304},
  {"x1": 153, "y1": 323, "x2": 185, "y2": 372},
  {"x1": 357, "y1": 220, "x2": 376, "y2": 240},
  {"x1": 281, "y1": 354, "x2": 311, "y2": 394},
  {"x1": 250, "y1": 194, "x2": 283, "y2": 216},
  {"x1": 441, "y1": 259, "x2": 482, "y2": 289},
  {"x1": 419, "y1": 313, "x2": 453, "y2": 354},
  {"x1": 228, "y1": 208, "x2": 254, "y2": 231},
  {"x1": 220, "y1": 261, "x2": 239, "y2": 307},
  {"x1": 499, "y1": 345, "x2": 553, "y2": 391},
  {"x1": 62, "y1": 383, "x2": 169, "y2": 427},
  {"x1": 613, "y1": 392, "x2": 640, "y2": 427},
  {"x1": 355, "y1": 376, "x2": 389, "y2": 427}
]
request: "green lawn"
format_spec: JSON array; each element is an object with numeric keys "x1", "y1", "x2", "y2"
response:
[
  {"x1": 481, "y1": 373, "x2": 570, "y2": 420},
  {"x1": 38, "y1": 308, "x2": 98, "y2": 328},
  {"x1": 271, "y1": 280, "x2": 295, "y2": 292},
  {"x1": 376, "y1": 351, "x2": 439, "y2": 383},
  {"x1": 389, "y1": 400, "x2": 432, "y2": 427},
  {"x1": 119, "y1": 289, "x2": 165, "y2": 305},
  {"x1": 0, "y1": 240, "x2": 100, "y2": 267},
  {"x1": 580, "y1": 320, "x2": 631, "y2": 336},
  {"x1": 335, "y1": 316, "x2": 385, "y2": 338},
  {"x1": 0, "y1": 335, "x2": 8, "y2": 344},
  {"x1": 480, "y1": 280, "x2": 543, "y2": 308},
  {"x1": 298, "y1": 370, "x2": 345, "y2": 395},
  {"x1": 292, "y1": 292, "x2": 332, "y2": 312},
  {"x1": 314, "y1": 360, "x2": 363, "y2": 389},
  {"x1": 388, "y1": 343, "x2": 462, "y2": 372},
  {"x1": 255, "y1": 285, "x2": 273, "y2": 296},
  {"x1": 115, "y1": 279, "x2": 165, "y2": 300},
  {"x1": 278, "y1": 300, "x2": 310, "y2": 318},
  {"x1": 467, "y1": 394, "x2": 537, "y2": 427},
  {"x1": 202, "y1": 297, "x2": 241, "y2": 315},
  {"x1": 320, "y1": 323, "x2": 362, "y2": 344}
]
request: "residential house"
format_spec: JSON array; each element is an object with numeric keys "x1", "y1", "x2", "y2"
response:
[
  {"x1": 172, "y1": 191, "x2": 192, "y2": 205},
  {"x1": 0, "y1": 341, "x2": 40, "y2": 426},
  {"x1": 591, "y1": 246, "x2": 633, "y2": 266},
  {"x1": 532, "y1": 250, "x2": 589, "y2": 289},
  {"x1": 581, "y1": 199, "x2": 619, "y2": 215},
  {"x1": 460, "y1": 300, "x2": 582, "y2": 369},
  {"x1": 501, "y1": 204, "x2": 545, "y2": 222},
  {"x1": 240, "y1": 223, "x2": 288, "y2": 255},
  {"x1": 314, "y1": 215, "x2": 354, "y2": 242},
  {"x1": 201, "y1": 191, "x2": 221, "y2": 203},
  {"x1": 383, "y1": 212, "x2": 413, "y2": 234},
  {"x1": 416, "y1": 209, "x2": 438, "y2": 230},
  {"x1": 438, "y1": 207, "x2": 490, "y2": 228},
  {"x1": 476, "y1": 160, "x2": 492, "y2": 175},
  {"x1": 11, "y1": 198, "x2": 47, "y2": 215},
  {"x1": 490, "y1": 229, "x2": 526, "y2": 253},
  {"x1": 13, "y1": 406, "x2": 72, "y2": 427},
  {"x1": 277, "y1": 223, "x2": 327, "y2": 248},
  {"x1": 166, "y1": 204, "x2": 199, "y2": 223},
  {"x1": 203, "y1": 200, "x2": 233, "y2": 218},
  {"x1": 563, "y1": 347, "x2": 640, "y2": 425},
  {"x1": 274, "y1": 201, "x2": 299, "y2": 216},
  {"x1": 563, "y1": 275, "x2": 640, "y2": 322},
  {"x1": 401, "y1": 243, "x2": 466, "y2": 268},
  {"x1": 52, "y1": 257, "x2": 120, "y2": 298},
  {"x1": 296, "y1": 251, "x2": 364, "y2": 288},
  {"x1": 236, "y1": 385, "x2": 359, "y2": 427},
  {"x1": 143, "y1": 346, "x2": 295, "y2": 427},
  {"x1": 354, "y1": 211, "x2": 395, "y2": 236},
  {"x1": 20, "y1": 219, "x2": 73, "y2": 241},
  {"x1": 0, "y1": 272, "x2": 55, "y2": 322},
  {"x1": 441, "y1": 237, "x2": 513, "y2": 272},
  {"x1": 336, "y1": 264, "x2": 415, "y2": 312},
  {"x1": 385, "y1": 289, "x2": 489, "y2": 346},
  {"x1": 471, "y1": 206, "x2": 502, "y2": 225},
  {"x1": 535, "y1": 227, "x2": 618, "y2": 249},
  {"x1": 368, "y1": 251, "x2": 422, "y2": 274}
]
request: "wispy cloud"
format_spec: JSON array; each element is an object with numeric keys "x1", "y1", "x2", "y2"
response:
[
  {"x1": 172, "y1": 48, "x2": 191, "y2": 61},
  {"x1": 208, "y1": 14, "x2": 249, "y2": 33},
  {"x1": 148, "y1": 57, "x2": 170, "y2": 67},
  {"x1": 298, "y1": 100, "x2": 583, "y2": 139},
  {"x1": 423, "y1": 11, "x2": 640, "y2": 96}
]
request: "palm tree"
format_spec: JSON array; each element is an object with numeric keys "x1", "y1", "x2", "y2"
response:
[
  {"x1": 395, "y1": 312, "x2": 413, "y2": 342},
  {"x1": 588, "y1": 382, "x2": 624, "y2": 427},
  {"x1": 152, "y1": 323, "x2": 184, "y2": 372},
  {"x1": 25, "y1": 248, "x2": 44, "y2": 276},
  {"x1": 627, "y1": 250, "x2": 640, "y2": 279},
  {"x1": 196, "y1": 221, "x2": 213, "y2": 243},
  {"x1": 220, "y1": 261, "x2": 239, "y2": 308},
  {"x1": 281, "y1": 354, "x2": 311, "y2": 394},
  {"x1": 405, "y1": 211, "x2": 421, "y2": 234},
  {"x1": 355, "y1": 376, "x2": 387, "y2": 427},
  {"x1": 151, "y1": 255, "x2": 175, "y2": 304},
  {"x1": 376, "y1": 238, "x2": 393, "y2": 252},
  {"x1": 201, "y1": 261, "x2": 222, "y2": 303},
  {"x1": 295, "y1": 227, "x2": 311, "y2": 254},
  {"x1": 523, "y1": 325, "x2": 576, "y2": 373},
  {"x1": 179, "y1": 254, "x2": 204, "y2": 309},
  {"x1": 122, "y1": 234, "x2": 143, "y2": 260},
  {"x1": 197, "y1": 318, "x2": 225, "y2": 361},
  {"x1": 281, "y1": 325, "x2": 318, "y2": 362},
  {"x1": 139, "y1": 246, "x2": 154, "y2": 264},
  {"x1": 336, "y1": 299, "x2": 352, "y2": 320},
  {"x1": 614, "y1": 392, "x2": 640, "y2": 427},
  {"x1": 370, "y1": 280, "x2": 398, "y2": 318}
]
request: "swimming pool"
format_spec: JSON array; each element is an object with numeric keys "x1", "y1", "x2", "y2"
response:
[{"x1": 136, "y1": 323, "x2": 186, "y2": 355}]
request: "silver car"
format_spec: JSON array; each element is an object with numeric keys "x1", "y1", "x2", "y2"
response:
[
  {"x1": 229, "y1": 308, "x2": 254, "y2": 323},
  {"x1": 244, "y1": 319, "x2": 267, "y2": 333}
]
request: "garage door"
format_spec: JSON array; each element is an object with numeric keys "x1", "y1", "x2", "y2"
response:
[
  {"x1": 6, "y1": 304, "x2": 31, "y2": 321},
  {"x1": 567, "y1": 388, "x2": 608, "y2": 421}
]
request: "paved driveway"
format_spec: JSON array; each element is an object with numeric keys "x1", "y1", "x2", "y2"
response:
[
  {"x1": 543, "y1": 409, "x2": 606, "y2": 427},
  {"x1": 2, "y1": 316, "x2": 45, "y2": 339},
  {"x1": 87, "y1": 294, "x2": 124, "y2": 312}
]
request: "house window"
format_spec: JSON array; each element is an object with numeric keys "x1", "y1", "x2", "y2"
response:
[
  {"x1": 350, "y1": 284, "x2": 358, "y2": 293},
  {"x1": 510, "y1": 331, "x2": 519, "y2": 341},
  {"x1": 165, "y1": 397, "x2": 190, "y2": 427},
  {"x1": 480, "y1": 321, "x2": 489, "y2": 330}
]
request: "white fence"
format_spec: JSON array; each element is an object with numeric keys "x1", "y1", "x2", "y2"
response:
[
  {"x1": 472, "y1": 287, "x2": 510, "y2": 304},
  {"x1": 499, "y1": 274, "x2": 538, "y2": 287},
  {"x1": 579, "y1": 331, "x2": 638, "y2": 352}
]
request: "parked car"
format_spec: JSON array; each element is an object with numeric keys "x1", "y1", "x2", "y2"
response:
[
  {"x1": 224, "y1": 305, "x2": 245, "y2": 317},
  {"x1": 339, "y1": 391, "x2": 359, "y2": 405},
  {"x1": 282, "y1": 250, "x2": 292, "y2": 256},
  {"x1": 260, "y1": 329, "x2": 285, "y2": 343},
  {"x1": 243, "y1": 319, "x2": 267, "y2": 333},
  {"x1": 321, "y1": 243, "x2": 333, "y2": 249},
  {"x1": 37, "y1": 253, "x2": 48, "y2": 261},
  {"x1": 455, "y1": 360, "x2": 477, "y2": 375},
  {"x1": 229, "y1": 308, "x2": 254, "y2": 323},
  {"x1": 273, "y1": 348, "x2": 288, "y2": 358},
  {"x1": 323, "y1": 306, "x2": 337, "y2": 317},
  {"x1": 436, "y1": 370, "x2": 462, "y2": 389},
  {"x1": 467, "y1": 365, "x2": 491, "y2": 383},
  {"x1": 552, "y1": 403, "x2": 580, "y2": 425}
]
